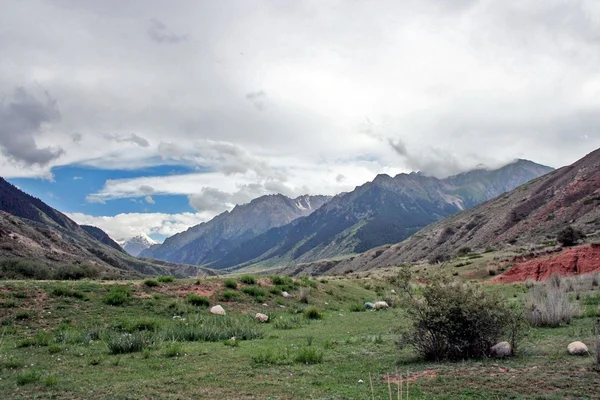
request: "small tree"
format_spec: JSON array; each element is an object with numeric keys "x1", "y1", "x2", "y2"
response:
[
  {"x1": 557, "y1": 226, "x2": 585, "y2": 247},
  {"x1": 394, "y1": 271, "x2": 521, "y2": 361}
]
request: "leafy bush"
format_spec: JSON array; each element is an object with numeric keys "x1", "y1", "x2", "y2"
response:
[
  {"x1": 164, "y1": 343, "x2": 183, "y2": 357},
  {"x1": 294, "y1": 347, "x2": 323, "y2": 364},
  {"x1": 525, "y1": 285, "x2": 579, "y2": 327},
  {"x1": 106, "y1": 332, "x2": 148, "y2": 354},
  {"x1": 187, "y1": 294, "x2": 210, "y2": 307},
  {"x1": 222, "y1": 290, "x2": 240, "y2": 301},
  {"x1": 223, "y1": 338, "x2": 239, "y2": 347},
  {"x1": 270, "y1": 275, "x2": 293, "y2": 286},
  {"x1": 53, "y1": 264, "x2": 100, "y2": 280},
  {"x1": 304, "y1": 307, "x2": 323, "y2": 320},
  {"x1": 50, "y1": 286, "x2": 86, "y2": 299},
  {"x1": 350, "y1": 303, "x2": 366, "y2": 312},
  {"x1": 400, "y1": 279, "x2": 514, "y2": 361},
  {"x1": 0, "y1": 259, "x2": 50, "y2": 280},
  {"x1": 16, "y1": 371, "x2": 40, "y2": 385},
  {"x1": 157, "y1": 275, "x2": 174, "y2": 283},
  {"x1": 557, "y1": 226, "x2": 585, "y2": 247},
  {"x1": 144, "y1": 279, "x2": 159, "y2": 287},
  {"x1": 102, "y1": 286, "x2": 132, "y2": 306},
  {"x1": 457, "y1": 247, "x2": 472, "y2": 257},
  {"x1": 240, "y1": 275, "x2": 256, "y2": 285},
  {"x1": 223, "y1": 279, "x2": 238, "y2": 289},
  {"x1": 242, "y1": 287, "x2": 266, "y2": 297}
]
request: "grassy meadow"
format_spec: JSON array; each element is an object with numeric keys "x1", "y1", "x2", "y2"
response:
[{"x1": 0, "y1": 265, "x2": 600, "y2": 399}]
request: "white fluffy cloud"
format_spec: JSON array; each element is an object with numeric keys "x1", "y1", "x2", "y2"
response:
[{"x1": 68, "y1": 212, "x2": 211, "y2": 242}]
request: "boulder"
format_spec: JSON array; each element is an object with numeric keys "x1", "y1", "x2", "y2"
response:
[
  {"x1": 282, "y1": 291, "x2": 291, "y2": 298},
  {"x1": 210, "y1": 305, "x2": 226, "y2": 316},
  {"x1": 489, "y1": 341, "x2": 512, "y2": 358},
  {"x1": 390, "y1": 289, "x2": 397, "y2": 294},
  {"x1": 373, "y1": 301, "x2": 389, "y2": 309},
  {"x1": 364, "y1": 302, "x2": 375, "y2": 309},
  {"x1": 567, "y1": 341, "x2": 588, "y2": 356},
  {"x1": 255, "y1": 313, "x2": 269, "y2": 323}
]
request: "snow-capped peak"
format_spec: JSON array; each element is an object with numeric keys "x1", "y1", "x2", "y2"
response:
[{"x1": 122, "y1": 233, "x2": 157, "y2": 257}]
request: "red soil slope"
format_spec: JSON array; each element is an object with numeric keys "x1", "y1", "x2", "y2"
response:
[{"x1": 494, "y1": 244, "x2": 600, "y2": 283}]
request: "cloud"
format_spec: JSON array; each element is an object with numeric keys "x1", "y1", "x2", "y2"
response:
[
  {"x1": 139, "y1": 185, "x2": 155, "y2": 195},
  {"x1": 245, "y1": 90, "x2": 267, "y2": 110},
  {"x1": 73, "y1": 176, "x2": 83, "y2": 180},
  {"x1": 388, "y1": 138, "x2": 467, "y2": 177},
  {"x1": 105, "y1": 133, "x2": 150, "y2": 148},
  {"x1": 188, "y1": 187, "x2": 232, "y2": 213},
  {"x1": 147, "y1": 18, "x2": 188, "y2": 44},
  {"x1": 71, "y1": 133, "x2": 82, "y2": 143},
  {"x1": 67, "y1": 212, "x2": 210, "y2": 241},
  {"x1": 0, "y1": 87, "x2": 64, "y2": 166},
  {"x1": 144, "y1": 195, "x2": 155, "y2": 204},
  {"x1": 335, "y1": 174, "x2": 346, "y2": 183},
  {"x1": 85, "y1": 195, "x2": 106, "y2": 204}
]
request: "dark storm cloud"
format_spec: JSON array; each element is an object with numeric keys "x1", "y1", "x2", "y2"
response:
[
  {"x1": 0, "y1": 87, "x2": 64, "y2": 166},
  {"x1": 147, "y1": 18, "x2": 188, "y2": 44}
]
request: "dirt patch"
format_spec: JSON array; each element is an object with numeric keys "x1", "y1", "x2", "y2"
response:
[
  {"x1": 382, "y1": 369, "x2": 438, "y2": 384},
  {"x1": 492, "y1": 244, "x2": 600, "y2": 283}
]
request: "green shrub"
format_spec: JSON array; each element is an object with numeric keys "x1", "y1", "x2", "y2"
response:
[
  {"x1": 269, "y1": 286, "x2": 282, "y2": 295},
  {"x1": 102, "y1": 286, "x2": 131, "y2": 306},
  {"x1": 223, "y1": 338, "x2": 239, "y2": 347},
  {"x1": 50, "y1": 286, "x2": 86, "y2": 299},
  {"x1": 222, "y1": 290, "x2": 240, "y2": 301},
  {"x1": 457, "y1": 247, "x2": 472, "y2": 257},
  {"x1": 157, "y1": 275, "x2": 174, "y2": 283},
  {"x1": 144, "y1": 279, "x2": 159, "y2": 287},
  {"x1": 48, "y1": 344, "x2": 62, "y2": 354},
  {"x1": 400, "y1": 279, "x2": 516, "y2": 361},
  {"x1": 164, "y1": 343, "x2": 183, "y2": 357},
  {"x1": 349, "y1": 303, "x2": 365, "y2": 312},
  {"x1": 15, "y1": 311, "x2": 31, "y2": 320},
  {"x1": 187, "y1": 294, "x2": 210, "y2": 307},
  {"x1": 242, "y1": 287, "x2": 266, "y2": 297},
  {"x1": 240, "y1": 275, "x2": 256, "y2": 285},
  {"x1": 16, "y1": 371, "x2": 40, "y2": 385},
  {"x1": 161, "y1": 317, "x2": 263, "y2": 343},
  {"x1": 557, "y1": 226, "x2": 585, "y2": 247},
  {"x1": 303, "y1": 307, "x2": 323, "y2": 320},
  {"x1": 252, "y1": 348, "x2": 291, "y2": 365},
  {"x1": 223, "y1": 279, "x2": 238, "y2": 289},
  {"x1": 273, "y1": 316, "x2": 302, "y2": 330},
  {"x1": 43, "y1": 374, "x2": 58, "y2": 387},
  {"x1": 525, "y1": 285, "x2": 579, "y2": 327},
  {"x1": 0, "y1": 259, "x2": 49, "y2": 280},
  {"x1": 116, "y1": 317, "x2": 161, "y2": 333},
  {"x1": 270, "y1": 275, "x2": 293, "y2": 286},
  {"x1": 53, "y1": 264, "x2": 100, "y2": 280},
  {"x1": 106, "y1": 332, "x2": 148, "y2": 354},
  {"x1": 1, "y1": 358, "x2": 24, "y2": 369},
  {"x1": 294, "y1": 347, "x2": 323, "y2": 364}
]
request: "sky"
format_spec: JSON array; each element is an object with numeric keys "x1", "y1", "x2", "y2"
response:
[{"x1": 1, "y1": 0, "x2": 600, "y2": 242}]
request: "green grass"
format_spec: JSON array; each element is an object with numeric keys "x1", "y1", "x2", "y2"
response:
[
  {"x1": 187, "y1": 294, "x2": 210, "y2": 307},
  {"x1": 223, "y1": 279, "x2": 238, "y2": 289},
  {"x1": 242, "y1": 286, "x2": 266, "y2": 297},
  {"x1": 157, "y1": 275, "x2": 174, "y2": 283},
  {"x1": 143, "y1": 279, "x2": 159, "y2": 287},
  {"x1": 2, "y1": 274, "x2": 600, "y2": 399},
  {"x1": 240, "y1": 275, "x2": 257, "y2": 285}
]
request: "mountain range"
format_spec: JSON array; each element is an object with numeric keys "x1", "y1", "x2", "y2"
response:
[
  {"x1": 0, "y1": 178, "x2": 216, "y2": 278},
  {"x1": 282, "y1": 148, "x2": 600, "y2": 276},
  {"x1": 144, "y1": 159, "x2": 553, "y2": 271}
]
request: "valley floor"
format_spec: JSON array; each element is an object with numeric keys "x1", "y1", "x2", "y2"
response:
[{"x1": 0, "y1": 274, "x2": 599, "y2": 399}]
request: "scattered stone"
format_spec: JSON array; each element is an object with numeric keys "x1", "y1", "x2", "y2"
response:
[
  {"x1": 390, "y1": 289, "x2": 397, "y2": 294},
  {"x1": 364, "y1": 302, "x2": 374, "y2": 309},
  {"x1": 210, "y1": 305, "x2": 226, "y2": 316},
  {"x1": 567, "y1": 341, "x2": 588, "y2": 356},
  {"x1": 373, "y1": 301, "x2": 389, "y2": 309},
  {"x1": 255, "y1": 313, "x2": 269, "y2": 323},
  {"x1": 490, "y1": 341, "x2": 512, "y2": 358},
  {"x1": 282, "y1": 291, "x2": 291, "y2": 298},
  {"x1": 261, "y1": 303, "x2": 268, "y2": 306}
]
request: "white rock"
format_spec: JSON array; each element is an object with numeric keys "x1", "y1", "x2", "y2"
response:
[
  {"x1": 282, "y1": 291, "x2": 291, "y2": 298},
  {"x1": 391, "y1": 289, "x2": 397, "y2": 294},
  {"x1": 490, "y1": 341, "x2": 511, "y2": 358},
  {"x1": 210, "y1": 305, "x2": 226, "y2": 316},
  {"x1": 373, "y1": 301, "x2": 389, "y2": 309},
  {"x1": 567, "y1": 341, "x2": 588, "y2": 356},
  {"x1": 255, "y1": 313, "x2": 269, "y2": 323}
]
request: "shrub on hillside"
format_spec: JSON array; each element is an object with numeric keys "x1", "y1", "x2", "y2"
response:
[
  {"x1": 186, "y1": 294, "x2": 210, "y2": 307},
  {"x1": 157, "y1": 275, "x2": 174, "y2": 283},
  {"x1": 102, "y1": 286, "x2": 132, "y2": 306},
  {"x1": 557, "y1": 226, "x2": 585, "y2": 247},
  {"x1": 457, "y1": 247, "x2": 472, "y2": 257},
  {"x1": 303, "y1": 307, "x2": 323, "y2": 320},
  {"x1": 242, "y1": 287, "x2": 266, "y2": 297},
  {"x1": 240, "y1": 275, "x2": 256, "y2": 285},
  {"x1": 223, "y1": 279, "x2": 238, "y2": 289},
  {"x1": 399, "y1": 278, "x2": 515, "y2": 361},
  {"x1": 144, "y1": 279, "x2": 159, "y2": 287}
]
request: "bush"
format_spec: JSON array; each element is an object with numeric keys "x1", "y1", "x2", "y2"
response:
[
  {"x1": 222, "y1": 290, "x2": 240, "y2": 301},
  {"x1": 164, "y1": 343, "x2": 183, "y2": 357},
  {"x1": 273, "y1": 316, "x2": 302, "y2": 330},
  {"x1": 401, "y1": 279, "x2": 514, "y2": 361},
  {"x1": 457, "y1": 247, "x2": 472, "y2": 257},
  {"x1": 294, "y1": 347, "x2": 323, "y2": 364},
  {"x1": 144, "y1": 279, "x2": 159, "y2": 287},
  {"x1": 223, "y1": 279, "x2": 238, "y2": 289},
  {"x1": 242, "y1": 287, "x2": 266, "y2": 297},
  {"x1": 102, "y1": 286, "x2": 131, "y2": 306},
  {"x1": 270, "y1": 275, "x2": 293, "y2": 286},
  {"x1": 16, "y1": 371, "x2": 40, "y2": 385},
  {"x1": 240, "y1": 275, "x2": 256, "y2": 285},
  {"x1": 157, "y1": 276, "x2": 174, "y2": 283},
  {"x1": 303, "y1": 307, "x2": 323, "y2": 320},
  {"x1": 557, "y1": 226, "x2": 585, "y2": 247},
  {"x1": 0, "y1": 259, "x2": 49, "y2": 280},
  {"x1": 50, "y1": 286, "x2": 86, "y2": 299},
  {"x1": 525, "y1": 285, "x2": 579, "y2": 327},
  {"x1": 350, "y1": 303, "x2": 365, "y2": 312},
  {"x1": 187, "y1": 294, "x2": 210, "y2": 307},
  {"x1": 106, "y1": 332, "x2": 148, "y2": 354},
  {"x1": 161, "y1": 316, "x2": 263, "y2": 342},
  {"x1": 299, "y1": 287, "x2": 310, "y2": 304}
]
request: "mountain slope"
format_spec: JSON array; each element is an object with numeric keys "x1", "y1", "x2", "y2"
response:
[
  {"x1": 122, "y1": 234, "x2": 157, "y2": 257},
  {"x1": 141, "y1": 194, "x2": 331, "y2": 264},
  {"x1": 208, "y1": 159, "x2": 553, "y2": 270},
  {"x1": 81, "y1": 225, "x2": 126, "y2": 253},
  {"x1": 0, "y1": 178, "x2": 216, "y2": 278},
  {"x1": 290, "y1": 148, "x2": 600, "y2": 275}
]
